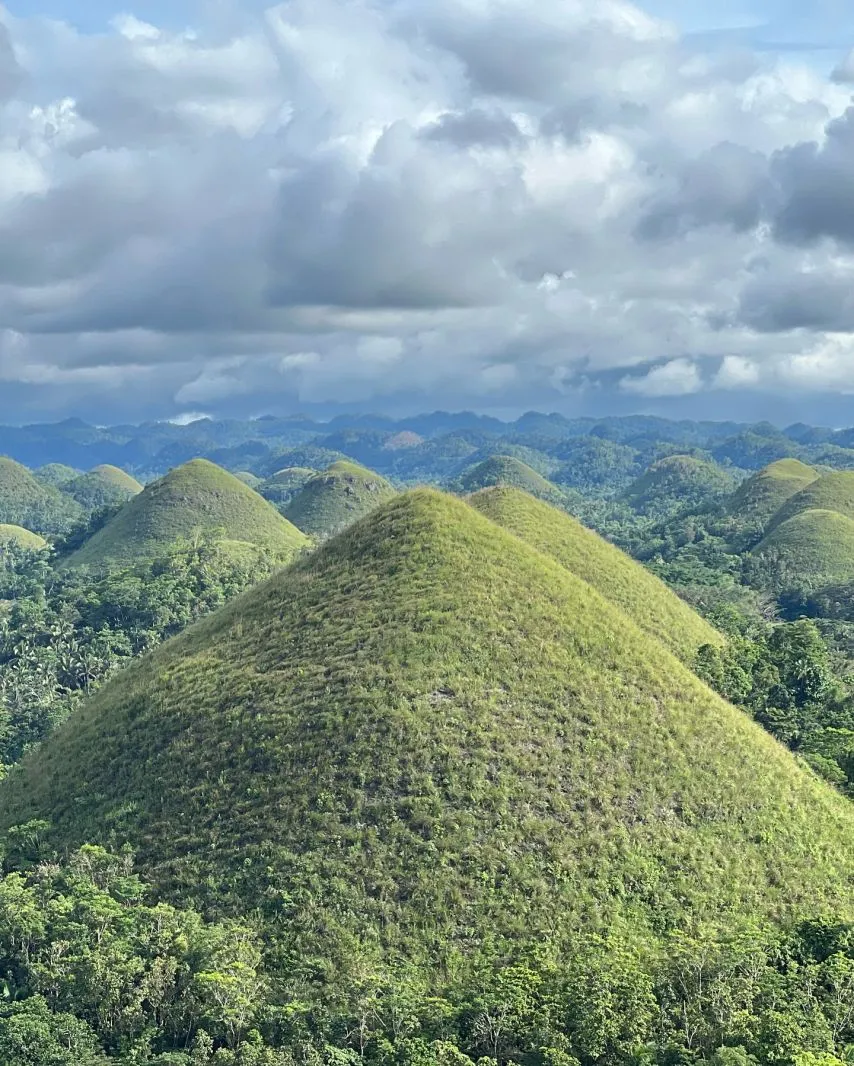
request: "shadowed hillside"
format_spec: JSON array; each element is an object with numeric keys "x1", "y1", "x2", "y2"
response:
[
  {"x1": 5, "y1": 490, "x2": 854, "y2": 986},
  {"x1": 469, "y1": 486, "x2": 722, "y2": 662},
  {"x1": 64, "y1": 459, "x2": 309, "y2": 569}
]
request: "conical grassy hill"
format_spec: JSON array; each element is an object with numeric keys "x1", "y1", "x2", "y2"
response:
[
  {"x1": 65, "y1": 465, "x2": 143, "y2": 510},
  {"x1": 0, "y1": 524, "x2": 47, "y2": 550},
  {"x1": 0, "y1": 457, "x2": 81, "y2": 533},
  {"x1": 469, "y1": 486, "x2": 722, "y2": 661},
  {"x1": 6, "y1": 490, "x2": 854, "y2": 986},
  {"x1": 728, "y1": 458, "x2": 819, "y2": 526},
  {"x1": 767, "y1": 471, "x2": 854, "y2": 533},
  {"x1": 623, "y1": 455, "x2": 736, "y2": 514},
  {"x1": 284, "y1": 460, "x2": 396, "y2": 538},
  {"x1": 63, "y1": 459, "x2": 309, "y2": 569},
  {"x1": 751, "y1": 509, "x2": 854, "y2": 590},
  {"x1": 458, "y1": 455, "x2": 561, "y2": 501}
]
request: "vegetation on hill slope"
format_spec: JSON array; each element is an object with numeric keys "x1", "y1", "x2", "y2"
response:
[
  {"x1": 0, "y1": 524, "x2": 47, "y2": 550},
  {"x1": 63, "y1": 459, "x2": 309, "y2": 570},
  {"x1": 0, "y1": 457, "x2": 82, "y2": 534},
  {"x1": 6, "y1": 490, "x2": 854, "y2": 990},
  {"x1": 767, "y1": 470, "x2": 854, "y2": 533},
  {"x1": 728, "y1": 458, "x2": 819, "y2": 526},
  {"x1": 623, "y1": 455, "x2": 738, "y2": 516},
  {"x1": 34, "y1": 463, "x2": 79, "y2": 488},
  {"x1": 469, "y1": 486, "x2": 722, "y2": 661},
  {"x1": 747, "y1": 509, "x2": 854, "y2": 593},
  {"x1": 284, "y1": 460, "x2": 396, "y2": 537},
  {"x1": 457, "y1": 455, "x2": 563, "y2": 501}
]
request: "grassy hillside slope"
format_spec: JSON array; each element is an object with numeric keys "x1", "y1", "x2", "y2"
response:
[
  {"x1": 767, "y1": 471, "x2": 854, "y2": 532},
  {"x1": 5, "y1": 490, "x2": 854, "y2": 984},
  {"x1": 469, "y1": 486, "x2": 722, "y2": 661},
  {"x1": 728, "y1": 459, "x2": 819, "y2": 526},
  {"x1": 0, "y1": 524, "x2": 47, "y2": 550},
  {"x1": 751, "y1": 509, "x2": 854, "y2": 590},
  {"x1": 284, "y1": 461, "x2": 396, "y2": 537},
  {"x1": 64, "y1": 459, "x2": 309, "y2": 569},
  {"x1": 624, "y1": 455, "x2": 737, "y2": 514}
]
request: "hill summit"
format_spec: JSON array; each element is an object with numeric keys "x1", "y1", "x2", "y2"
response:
[
  {"x1": 623, "y1": 454, "x2": 736, "y2": 515},
  {"x1": 284, "y1": 460, "x2": 396, "y2": 537},
  {"x1": 6, "y1": 489, "x2": 854, "y2": 985},
  {"x1": 469, "y1": 486, "x2": 721, "y2": 662},
  {"x1": 63, "y1": 459, "x2": 309, "y2": 569},
  {"x1": 458, "y1": 455, "x2": 561, "y2": 500},
  {"x1": 64, "y1": 464, "x2": 143, "y2": 510}
]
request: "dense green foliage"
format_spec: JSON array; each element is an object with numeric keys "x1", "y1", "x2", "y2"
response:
[
  {"x1": 0, "y1": 534, "x2": 290, "y2": 767},
  {"x1": 64, "y1": 460, "x2": 308, "y2": 570},
  {"x1": 284, "y1": 461, "x2": 396, "y2": 538},
  {"x1": 623, "y1": 455, "x2": 738, "y2": 518}
]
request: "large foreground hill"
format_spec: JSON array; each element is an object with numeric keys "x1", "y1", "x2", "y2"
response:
[{"x1": 4, "y1": 490, "x2": 854, "y2": 982}]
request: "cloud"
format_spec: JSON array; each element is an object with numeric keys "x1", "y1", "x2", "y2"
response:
[
  {"x1": 620, "y1": 358, "x2": 704, "y2": 396},
  {"x1": 1, "y1": 0, "x2": 854, "y2": 420}
]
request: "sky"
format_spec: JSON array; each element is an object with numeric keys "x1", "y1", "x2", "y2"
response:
[{"x1": 4, "y1": 2, "x2": 854, "y2": 425}]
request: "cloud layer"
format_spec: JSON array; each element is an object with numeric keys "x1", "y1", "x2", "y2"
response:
[{"x1": 2, "y1": 0, "x2": 854, "y2": 421}]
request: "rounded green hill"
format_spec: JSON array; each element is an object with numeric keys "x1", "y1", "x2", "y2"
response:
[
  {"x1": 7, "y1": 489, "x2": 854, "y2": 991},
  {"x1": 65, "y1": 465, "x2": 143, "y2": 511},
  {"x1": 767, "y1": 470, "x2": 854, "y2": 533},
  {"x1": 728, "y1": 459, "x2": 819, "y2": 526},
  {"x1": 751, "y1": 509, "x2": 854, "y2": 590},
  {"x1": 623, "y1": 454, "x2": 737, "y2": 514},
  {"x1": 63, "y1": 458, "x2": 309, "y2": 570},
  {"x1": 458, "y1": 455, "x2": 562, "y2": 501},
  {"x1": 0, "y1": 524, "x2": 47, "y2": 550},
  {"x1": 469, "y1": 485, "x2": 722, "y2": 662},
  {"x1": 284, "y1": 460, "x2": 396, "y2": 538}
]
